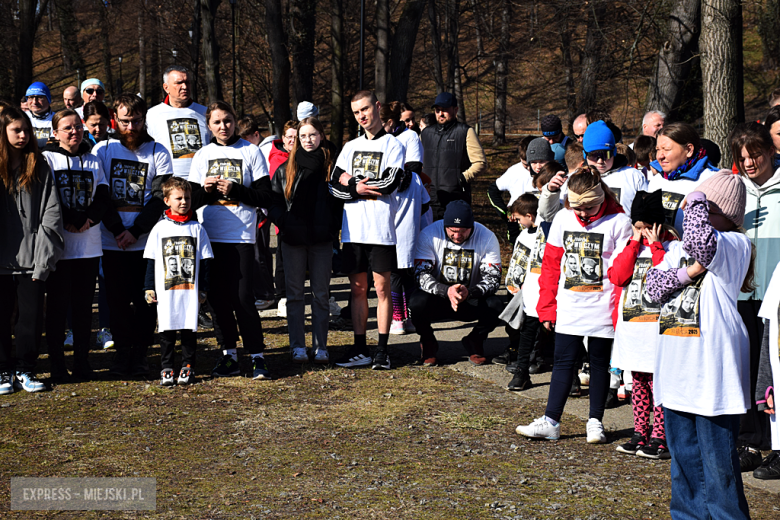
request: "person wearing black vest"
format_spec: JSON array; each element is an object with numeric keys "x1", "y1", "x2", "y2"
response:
[{"x1": 420, "y1": 92, "x2": 486, "y2": 220}]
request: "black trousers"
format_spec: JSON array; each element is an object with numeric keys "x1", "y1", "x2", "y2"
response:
[
  {"x1": 159, "y1": 329, "x2": 197, "y2": 369},
  {"x1": 737, "y1": 300, "x2": 771, "y2": 450},
  {"x1": 102, "y1": 250, "x2": 157, "y2": 353},
  {"x1": 408, "y1": 289, "x2": 502, "y2": 342},
  {"x1": 274, "y1": 231, "x2": 286, "y2": 299},
  {"x1": 253, "y1": 216, "x2": 275, "y2": 301},
  {"x1": 45, "y1": 257, "x2": 99, "y2": 367},
  {"x1": 0, "y1": 274, "x2": 45, "y2": 373},
  {"x1": 390, "y1": 268, "x2": 415, "y2": 295},
  {"x1": 430, "y1": 188, "x2": 472, "y2": 221},
  {"x1": 209, "y1": 242, "x2": 265, "y2": 353}
]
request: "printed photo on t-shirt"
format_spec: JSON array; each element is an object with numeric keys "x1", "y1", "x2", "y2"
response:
[
  {"x1": 506, "y1": 243, "x2": 531, "y2": 293},
  {"x1": 441, "y1": 248, "x2": 474, "y2": 286},
  {"x1": 167, "y1": 118, "x2": 203, "y2": 159},
  {"x1": 562, "y1": 231, "x2": 604, "y2": 292},
  {"x1": 529, "y1": 229, "x2": 546, "y2": 274},
  {"x1": 54, "y1": 170, "x2": 94, "y2": 211},
  {"x1": 351, "y1": 151, "x2": 383, "y2": 179},
  {"x1": 162, "y1": 236, "x2": 197, "y2": 290},
  {"x1": 659, "y1": 257, "x2": 704, "y2": 337},
  {"x1": 610, "y1": 187, "x2": 622, "y2": 202},
  {"x1": 662, "y1": 191, "x2": 685, "y2": 227},
  {"x1": 110, "y1": 159, "x2": 148, "y2": 208},
  {"x1": 33, "y1": 126, "x2": 50, "y2": 142},
  {"x1": 622, "y1": 257, "x2": 660, "y2": 322},
  {"x1": 207, "y1": 158, "x2": 243, "y2": 205}
]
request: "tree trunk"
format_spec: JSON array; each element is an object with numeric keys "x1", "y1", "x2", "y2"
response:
[
  {"x1": 235, "y1": 1, "x2": 243, "y2": 116},
  {"x1": 700, "y1": 0, "x2": 740, "y2": 166},
  {"x1": 15, "y1": 0, "x2": 49, "y2": 100},
  {"x1": 289, "y1": 0, "x2": 316, "y2": 105},
  {"x1": 387, "y1": 0, "x2": 427, "y2": 102},
  {"x1": 54, "y1": 0, "x2": 84, "y2": 75},
  {"x1": 757, "y1": 0, "x2": 780, "y2": 70},
  {"x1": 645, "y1": 0, "x2": 701, "y2": 116},
  {"x1": 150, "y1": 15, "x2": 162, "y2": 105},
  {"x1": 330, "y1": 0, "x2": 344, "y2": 147},
  {"x1": 578, "y1": 0, "x2": 606, "y2": 114},
  {"x1": 138, "y1": 10, "x2": 146, "y2": 99},
  {"x1": 493, "y1": 0, "x2": 510, "y2": 145},
  {"x1": 201, "y1": 0, "x2": 223, "y2": 104},
  {"x1": 190, "y1": 0, "x2": 201, "y2": 102},
  {"x1": 467, "y1": 0, "x2": 484, "y2": 56},
  {"x1": 375, "y1": 0, "x2": 389, "y2": 103},
  {"x1": 445, "y1": 0, "x2": 465, "y2": 122},
  {"x1": 559, "y1": 1, "x2": 576, "y2": 130},
  {"x1": 97, "y1": 1, "x2": 115, "y2": 100},
  {"x1": 266, "y1": 0, "x2": 292, "y2": 134},
  {"x1": 428, "y1": 0, "x2": 446, "y2": 94}
]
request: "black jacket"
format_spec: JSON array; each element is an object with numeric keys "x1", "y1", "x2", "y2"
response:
[{"x1": 420, "y1": 120, "x2": 471, "y2": 204}]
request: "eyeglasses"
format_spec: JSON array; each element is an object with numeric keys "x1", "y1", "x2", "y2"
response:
[
  {"x1": 586, "y1": 150, "x2": 613, "y2": 162},
  {"x1": 27, "y1": 95, "x2": 47, "y2": 102},
  {"x1": 85, "y1": 88, "x2": 105, "y2": 95},
  {"x1": 117, "y1": 117, "x2": 144, "y2": 127},
  {"x1": 57, "y1": 125, "x2": 83, "y2": 133},
  {"x1": 299, "y1": 133, "x2": 320, "y2": 141}
]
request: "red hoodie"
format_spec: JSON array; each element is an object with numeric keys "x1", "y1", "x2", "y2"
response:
[{"x1": 268, "y1": 140, "x2": 289, "y2": 178}]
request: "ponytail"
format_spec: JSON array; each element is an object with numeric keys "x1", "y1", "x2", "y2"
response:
[{"x1": 563, "y1": 165, "x2": 619, "y2": 210}]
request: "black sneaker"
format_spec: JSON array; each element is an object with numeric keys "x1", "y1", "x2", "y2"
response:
[
  {"x1": 569, "y1": 375, "x2": 582, "y2": 397},
  {"x1": 492, "y1": 346, "x2": 515, "y2": 365},
  {"x1": 528, "y1": 361, "x2": 548, "y2": 374},
  {"x1": 616, "y1": 432, "x2": 647, "y2": 455},
  {"x1": 507, "y1": 373, "x2": 531, "y2": 391},
  {"x1": 252, "y1": 357, "x2": 272, "y2": 380},
  {"x1": 212, "y1": 355, "x2": 241, "y2": 377},
  {"x1": 0, "y1": 371, "x2": 13, "y2": 395},
  {"x1": 329, "y1": 317, "x2": 353, "y2": 332},
  {"x1": 371, "y1": 349, "x2": 391, "y2": 370},
  {"x1": 636, "y1": 438, "x2": 671, "y2": 460},
  {"x1": 754, "y1": 452, "x2": 780, "y2": 480},
  {"x1": 333, "y1": 345, "x2": 371, "y2": 368},
  {"x1": 198, "y1": 310, "x2": 213, "y2": 329},
  {"x1": 605, "y1": 388, "x2": 620, "y2": 408},
  {"x1": 738, "y1": 445, "x2": 763, "y2": 472}
]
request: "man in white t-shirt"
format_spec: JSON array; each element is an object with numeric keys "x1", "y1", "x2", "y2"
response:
[
  {"x1": 330, "y1": 90, "x2": 405, "y2": 370},
  {"x1": 24, "y1": 82, "x2": 54, "y2": 148}
]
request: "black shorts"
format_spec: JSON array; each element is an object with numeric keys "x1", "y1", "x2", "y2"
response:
[{"x1": 341, "y1": 243, "x2": 397, "y2": 274}]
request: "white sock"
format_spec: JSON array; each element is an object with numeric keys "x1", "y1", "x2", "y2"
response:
[
  {"x1": 250, "y1": 353, "x2": 264, "y2": 360},
  {"x1": 544, "y1": 415, "x2": 560, "y2": 427},
  {"x1": 223, "y1": 348, "x2": 238, "y2": 361}
]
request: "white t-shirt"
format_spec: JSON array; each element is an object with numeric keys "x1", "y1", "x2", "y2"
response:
[
  {"x1": 602, "y1": 166, "x2": 648, "y2": 218},
  {"x1": 415, "y1": 222, "x2": 501, "y2": 292},
  {"x1": 545, "y1": 209, "x2": 632, "y2": 337},
  {"x1": 335, "y1": 133, "x2": 405, "y2": 245},
  {"x1": 611, "y1": 240, "x2": 670, "y2": 374},
  {"x1": 757, "y1": 261, "x2": 780, "y2": 449},
  {"x1": 189, "y1": 138, "x2": 269, "y2": 244},
  {"x1": 26, "y1": 111, "x2": 53, "y2": 148},
  {"x1": 647, "y1": 169, "x2": 717, "y2": 232},
  {"x1": 506, "y1": 226, "x2": 544, "y2": 318},
  {"x1": 258, "y1": 135, "x2": 277, "y2": 171},
  {"x1": 94, "y1": 139, "x2": 174, "y2": 252},
  {"x1": 394, "y1": 173, "x2": 431, "y2": 269},
  {"x1": 143, "y1": 218, "x2": 213, "y2": 332},
  {"x1": 43, "y1": 149, "x2": 108, "y2": 260},
  {"x1": 495, "y1": 162, "x2": 531, "y2": 206},
  {"x1": 146, "y1": 101, "x2": 210, "y2": 180},
  {"x1": 395, "y1": 128, "x2": 424, "y2": 163},
  {"x1": 652, "y1": 236, "x2": 752, "y2": 416}
]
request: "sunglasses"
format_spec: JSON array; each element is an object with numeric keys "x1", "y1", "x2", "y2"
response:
[
  {"x1": 574, "y1": 133, "x2": 585, "y2": 140},
  {"x1": 85, "y1": 88, "x2": 105, "y2": 95},
  {"x1": 586, "y1": 150, "x2": 613, "y2": 162}
]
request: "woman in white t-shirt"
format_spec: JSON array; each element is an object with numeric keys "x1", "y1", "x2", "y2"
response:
[
  {"x1": 42, "y1": 109, "x2": 109, "y2": 381},
  {"x1": 644, "y1": 170, "x2": 753, "y2": 519},
  {"x1": 190, "y1": 101, "x2": 274, "y2": 380},
  {"x1": 515, "y1": 166, "x2": 632, "y2": 444}
]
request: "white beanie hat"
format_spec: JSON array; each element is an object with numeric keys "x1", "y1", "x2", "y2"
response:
[{"x1": 297, "y1": 101, "x2": 318, "y2": 120}]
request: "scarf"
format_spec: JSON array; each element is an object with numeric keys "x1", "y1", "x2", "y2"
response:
[
  {"x1": 164, "y1": 208, "x2": 193, "y2": 223},
  {"x1": 650, "y1": 148, "x2": 716, "y2": 181},
  {"x1": 295, "y1": 146, "x2": 326, "y2": 173}
]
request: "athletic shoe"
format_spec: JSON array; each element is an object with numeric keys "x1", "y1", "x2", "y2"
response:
[
  {"x1": 255, "y1": 299, "x2": 274, "y2": 310},
  {"x1": 212, "y1": 355, "x2": 241, "y2": 377},
  {"x1": 462, "y1": 335, "x2": 486, "y2": 365},
  {"x1": 754, "y1": 452, "x2": 780, "y2": 480},
  {"x1": 177, "y1": 365, "x2": 194, "y2": 385},
  {"x1": 516, "y1": 416, "x2": 560, "y2": 440},
  {"x1": 636, "y1": 439, "x2": 671, "y2": 460},
  {"x1": 570, "y1": 375, "x2": 582, "y2": 397},
  {"x1": 579, "y1": 363, "x2": 590, "y2": 386},
  {"x1": 329, "y1": 316, "x2": 353, "y2": 331},
  {"x1": 252, "y1": 357, "x2": 272, "y2": 380},
  {"x1": 63, "y1": 329, "x2": 74, "y2": 348},
  {"x1": 605, "y1": 387, "x2": 620, "y2": 408},
  {"x1": 738, "y1": 445, "x2": 763, "y2": 472},
  {"x1": 97, "y1": 328, "x2": 115, "y2": 349},
  {"x1": 372, "y1": 349, "x2": 391, "y2": 370},
  {"x1": 292, "y1": 347, "x2": 309, "y2": 363},
  {"x1": 492, "y1": 346, "x2": 514, "y2": 365},
  {"x1": 616, "y1": 432, "x2": 647, "y2": 455},
  {"x1": 277, "y1": 298, "x2": 288, "y2": 318},
  {"x1": 160, "y1": 368, "x2": 175, "y2": 386},
  {"x1": 586, "y1": 418, "x2": 607, "y2": 444},
  {"x1": 389, "y1": 320, "x2": 405, "y2": 335},
  {"x1": 14, "y1": 372, "x2": 47, "y2": 393},
  {"x1": 403, "y1": 319, "x2": 416, "y2": 333},
  {"x1": 333, "y1": 345, "x2": 372, "y2": 368},
  {"x1": 507, "y1": 373, "x2": 531, "y2": 391},
  {"x1": 528, "y1": 360, "x2": 548, "y2": 374},
  {"x1": 328, "y1": 297, "x2": 342, "y2": 317},
  {"x1": 0, "y1": 372, "x2": 14, "y2": 395},
  {"x1": 617, "y1": 384, "x2": 628, "y2": 401},
  {"x1": 313, "y1": 348, "x2": 329, "y2": 364},
  {"x1": 197, "y1": 310, "x2": 213, "y2": 329}
]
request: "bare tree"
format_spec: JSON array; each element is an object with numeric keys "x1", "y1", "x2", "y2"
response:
[
  {"x1": 97, "y1": 1, "x2": 115, "y2": 100},
  {"x1": 266, "y1": 0, "x2": 291, "y2": 134},
  {"x1": 16, "y1": 0, "x2": 50, "y2": 99},
  {"x1": 289, "y1": 0, "x2": 316, "y2": 105},
  {"x1": 579, "y1": 0, "x2": 607, "y2": 114},
  {"x1": 330, "y1": 0, "x2": 344, "y2": 147},
  {"x1": 54, "y1": 0, "x2": 83, "y2": 75},
  {"x1": 387, "y1": 0, "x2": 428, "y2": 102},
  {"x1": 375, "y1": 0, "x2": 389, "y2": 102},
  {"x1": 444, "y1": 0, "x2": 465, "y2": 122},
  {"x1": 428, "y1": 0, "x2": 446, "y2": 94},
  {"x1": 558, "y1": 1, "x2": 577, "y2": 129},
  {"x1": 201, "y1": 0, "x2": 223, "y2": 104},
  {"x1": 493, "y1": 0, "x2": 510, "y2": 144},
  {"x1": 190, "y1": 0, "x2": 202, "y2": 102},
  {"x1": 757, "y1": 0, "x2": 780, "y2": 70},
  {"x1": 138, "y1": 10, "x2": 146, "y2": 99}
]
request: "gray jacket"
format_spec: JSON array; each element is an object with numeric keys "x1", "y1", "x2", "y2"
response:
[{"x1": 0, "y1": 161, "x2": 64, "y2": 281}]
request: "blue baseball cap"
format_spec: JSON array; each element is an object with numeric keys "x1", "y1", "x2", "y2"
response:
[
  {"x1": 582, "y1": 120, "x2": 616, "y2": 155},
  {"x1": 432, "y1": 92, "x2": 457, "y2": 109},
  {"x1": 25, "y1": 82, "x2": 51, "y2": 103}
]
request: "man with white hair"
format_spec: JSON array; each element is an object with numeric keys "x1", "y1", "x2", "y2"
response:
[{"x1": 641, "y1": 110, "x2": 665, "y2": 137}]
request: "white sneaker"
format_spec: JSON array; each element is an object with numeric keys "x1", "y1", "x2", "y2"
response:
[
  {"x1": 389, "y1": 320, "x2": 405, "y2": 335},
  {"x1": 97, "y1": 328, "x2": 114, "y2": 349},
  {"x1": 328, "y1": 297, "x2": 341, "y2": 317},
  {"x1": 255, "y1": 299, "x2": 274, "y2": 310},
  {"x1": 586, "y1": 418, "x2": 607, "y2": 444},
  {"x1": 516, "y1": 416, "x2": 560, "y2": 440},
  {"x1": 313, "y1": 348, "x2": 329, "y2": 364},
  {"x1": 277, "y1": 298, "x2": 287, "y2": 318},
  {"x1": 160, "y1": 369, "x2": 175, "y2": 386},
  {"x1": 291, "y1": 347, "x2": 309, "y2": 363},
  {"x1": 64, "y1": 329, "x2": 74, "y2": 348},
  {"x1": 403, "y1": 319, "x2": 416, "y2": 333}
]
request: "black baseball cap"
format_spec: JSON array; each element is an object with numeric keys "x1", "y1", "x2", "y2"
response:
[{"x1": 432, "y1": 92, "x2": 457, "y2": 109}]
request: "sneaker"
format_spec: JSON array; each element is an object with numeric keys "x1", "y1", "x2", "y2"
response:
[
  {"x1": 462, "y1": 335, "x2": 486, "y2": 365},
  {"x1": 177, "y1": 365, "x2": 194, "y2": 385},
  {"x1": 507, "y1": 372, "x2": 531, "y2": 391},
  {"x1": 372, "y1": 349, "x2": 391, "y2": 370},
  {"x1": 389, "y1": 320, "x2": 405, "y2": 335},
  {"x1": 328, "y1": 297, "x2": 342, "y2": 317},
  {"x1": 617, "y1": 384, "x2": 628, "y2": 401},
  {"x1": 160, "y1": 368, "x2": 175, "y2": 386},
  {"x1": 586, "y1": 418, "x2": 607, "y2": 444},
  {"x1": 636, "y1": 439, "x2": 671, "y2": 460},
  {"x1": 754, "y1": 452, "x2": 780, "y2": 480},
  {"x1": 579, "y1": 363, "x2": 590, "y2": 386},
  {"x1": 97, "y1": 328, "x2": 115, "y2": 349},
  {"x1": 528, "y1": 360, "x2": 547, "y2": 374},
  {"x1": 605, "y1": 387, "x2": 620, "y2": 408},
  {"x1": 738, "y1": 446, "x2": 763, "y2": 472},
  {"x1": 333, "y1": 345, "x2": 372, "y2": 368},
  {"x1": 255, "y1": 299, "x2": 274, "y2": 310},
  {"x1": 403, "y1": 319, "x2": 416, "y2": 334},
  {"x1": 277, "y1": 298, "x2": 288, "y2": 318},
  {"x1": 516, "y1": 416, "x2": 560, "y2": 440},
  {"x1": 313, "y1": 348, "x2": 329, "y2": 364},
  {"x1": 13, "y1": 372, "x2": 47, "y2": 393},
  {"x1": 492, "y1": 346, "x2": 514, "y2": 365},
  {"x1": 252, "y1": 357, "x2": 272, "y2": 380},
  {"x1": 63, "y1": 329, "x2": 74, "y2": 348},
  {"x1": 292, "y1": 347, "x2": 309, "y2": 363},
  {"x1": 212, "y1": 355, "x2": 241, "y2": 377},
  {"x1": 0, "y1": 372, "x2": 14, "y2": 395},
  {"x1": 616, "y1": 432, "x2": 647, "y2": 455},
  {"x1": 198, "y1": 310, "x2": 213, "y2": 329},
  {"x1": 570, "y1": 375, "x2": 582, "y2": 397},
  {"x1": 329, "y1": 316, "x2": 353, "y2": 331}
]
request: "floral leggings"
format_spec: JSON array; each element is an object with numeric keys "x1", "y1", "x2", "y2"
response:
[{"x1": 632, "y1": 371, "x2": 666, "y2": 441}]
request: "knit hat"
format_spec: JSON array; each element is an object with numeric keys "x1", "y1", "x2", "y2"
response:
[
  {"x1": 696, "y1": 169, "x2": 746, "y2": 228},
  {"x1": 541, "y1": 114, "x2": 562, "y2": 137},
  {"x1": 630, "y1": 190, "x2": 666, "y2": 226},
  {"x1": 526, "y1": 137, "x2": 554, "y2": 163},
  {"x1": 25, "y1": 82, "x2": 51, "y2": 103},
  {"x1": 81, "y1": 78, "x2": 105, "y2": 93},
  {"x1": 443, "y1": 200, "x2": 474, "y2": 229},
  {"x1": 297, "y1": 101, "x2": 319, "y2": 120},
  {"x1": 582, "y1": 120, "x2": 616, "y2": 155}
]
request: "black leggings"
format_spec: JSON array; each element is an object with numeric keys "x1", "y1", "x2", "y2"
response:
[
  {"x1": 544, "y1": 333, "x2": 612, "y2": 422},
  {"x1": 159, "y1": 329, "x2": 197, "y2": 369},
  {"x1": 408, "y1": 289, "x2": 503, "y2": 342},
  {"x1": 209, "y1": 242, "x2": 265, "y2": 353},
  {"x1": 102, "y1": 250, "x2": 156, "y2": 352},
  {"x1": 0, "y1": 274, "x2": 45, "y2": 373}
]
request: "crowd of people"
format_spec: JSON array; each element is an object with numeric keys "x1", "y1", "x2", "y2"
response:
[{"x1": 4, "y1": 69, "x2": 780, "y2": 517}]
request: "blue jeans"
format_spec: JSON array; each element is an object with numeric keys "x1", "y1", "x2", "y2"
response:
[{"x1": 664, "y1": 408, "x2": 750, "y2": 520}]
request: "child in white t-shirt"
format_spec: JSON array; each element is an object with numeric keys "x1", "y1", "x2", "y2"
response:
[{"x1": 143, "y1": 177, "x2": 213, "y2": 385}]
